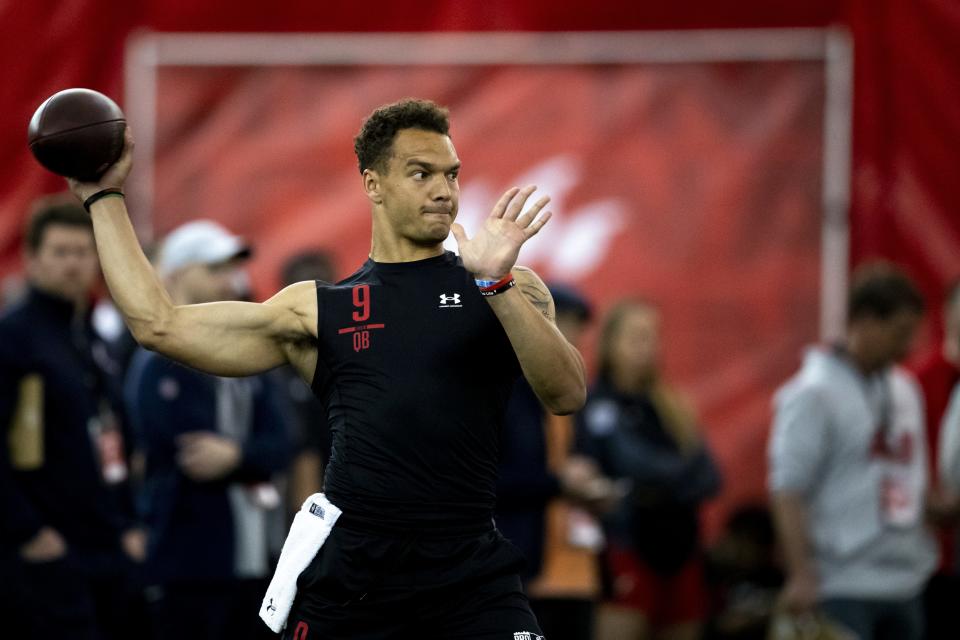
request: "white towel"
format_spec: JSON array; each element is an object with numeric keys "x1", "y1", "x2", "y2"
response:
[{"x1": 259, "y1": 492, "x2": 341, "y2": 633}]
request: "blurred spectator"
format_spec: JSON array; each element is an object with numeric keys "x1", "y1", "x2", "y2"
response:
[
  {"x1": 769, "y1": 263, "x2": 936, "y2": 640},
  {"x1": 1, "y1": 272, "x2": 26, "y2": 310},
  {"x1": 496, "y1": 283, "x2": 618, "y2": 640},
  {"x1": 912, "y1": 278, "x2": 960, "y2": 639},
  {"x1": 279, "y1": 249, "x2": 337, "y2": 292},
  {"x1": 0, "y1": 197, "x2": 146, "y2": 639},
  {"x1": 271, "y1": 249, "x2": 337, "y2": 514},
  {"x1": 938, "y1": 380, "x2": 960, "y2": 574},
  {"x1": 704, "y1": 505, "x2": 783, "y2": 640},
  {"x1": 578, "y1": 299, "x2": 721, "y2": 640},
  {"x1": 123, "y1": 220, "x2": 291, "y2": 640}
]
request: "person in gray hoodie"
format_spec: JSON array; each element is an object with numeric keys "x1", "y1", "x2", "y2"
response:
[{"x1": 768, "y1": 263, "x2": 936, "y2": 640}]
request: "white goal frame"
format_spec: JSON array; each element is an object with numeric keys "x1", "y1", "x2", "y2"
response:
[{"x1": 124, "y1": 29, "x2": 852, "y2": 340}]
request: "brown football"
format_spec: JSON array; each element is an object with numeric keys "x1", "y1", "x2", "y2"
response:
[{"x1": 28, "y1": 88, "x2": 126, "y2": 181}]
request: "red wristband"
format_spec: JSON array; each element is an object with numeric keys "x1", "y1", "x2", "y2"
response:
[{"x1": 479, "y1": 274, "x2": 516, "y2": 297}]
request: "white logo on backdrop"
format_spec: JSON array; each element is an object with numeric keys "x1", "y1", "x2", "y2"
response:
[{"x1": 444, "y1": 155, "x2": 627, "y2": 281}]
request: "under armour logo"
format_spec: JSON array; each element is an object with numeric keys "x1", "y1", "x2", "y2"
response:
[{"x1": 439, "y1": 293, "x2": 462, "y2": 308}]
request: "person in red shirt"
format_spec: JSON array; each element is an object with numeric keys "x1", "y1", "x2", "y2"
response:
[{"x1": 912, "y1": 279, "x2": 960, "y2": 640}]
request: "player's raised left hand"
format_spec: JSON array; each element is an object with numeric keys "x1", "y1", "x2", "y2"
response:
[{"x1": 450, "y1": 185, "x2": 552, "y2": 280}]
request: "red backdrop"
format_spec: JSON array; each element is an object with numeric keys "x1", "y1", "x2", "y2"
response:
[
  {"x1": 2, "y1": 0, "x2": 960, "y2": 535},
  {"x1": 144, "y1": 54, "x2": 826, "y2": 526}
]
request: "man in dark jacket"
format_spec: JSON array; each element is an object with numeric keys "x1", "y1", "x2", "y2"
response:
[
  {"x1": 123, "y1": 219, "x2": 291, "y2": 640},
  {"x1": 0, "y1": 197, "x2": 146, "y2": 639}
]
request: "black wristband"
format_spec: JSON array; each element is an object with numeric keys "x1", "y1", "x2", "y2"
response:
[
  {"x1": 478, "y1": 275, "x2": 517, "y2": 297},
  {"x1": 83, "y1": 188, "x2": 124, "y2": 213}
]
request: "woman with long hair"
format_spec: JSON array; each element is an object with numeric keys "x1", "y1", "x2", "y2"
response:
[{"x1": 579, "y1": 300, "x2": 722, "y2": 640}]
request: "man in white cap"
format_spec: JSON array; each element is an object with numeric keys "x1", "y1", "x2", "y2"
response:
[
  {"x1": 123, "y1": 219, "x2": 290, "y2": 640},
  {"x1": 155, "y1": 220, "x2": 253, "y2": 303}
]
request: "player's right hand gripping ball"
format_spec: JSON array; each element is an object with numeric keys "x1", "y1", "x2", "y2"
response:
[{"x1": 28, "y1": 88, "x2": 126, "y2": 181}]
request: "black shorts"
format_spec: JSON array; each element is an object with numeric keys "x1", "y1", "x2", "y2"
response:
[{"x1": 282, "y1": 517, "x2": 545, "y2": 639}]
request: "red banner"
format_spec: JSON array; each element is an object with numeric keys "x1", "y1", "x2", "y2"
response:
[
  {"x1": 6, "y1": 1, "x2": 959, "y2": 537},
  {"x1": 146, "y1": 57, "x2": 826, "y2": 529}
]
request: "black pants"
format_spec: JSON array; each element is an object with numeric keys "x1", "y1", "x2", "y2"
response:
[
  {"x1": 923, "y1": 572, "x2": 960, "y2": 640},
  {"x1": 284, "y1": 522, "x2": 543, "y2": 639},
  {"x1": 3, "y1": 549, "x2": 147, "y2": 640},
  {"x1": 530, "y1": 597, "x2": 594, "y2": 640},
  {"x1": 150, "y1": 577, "x2": 275, "y2": 640}
]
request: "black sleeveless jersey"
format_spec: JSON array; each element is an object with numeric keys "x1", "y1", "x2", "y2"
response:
[{"x1": 311, "y1": 251, "x2": 521, "y2": 527}]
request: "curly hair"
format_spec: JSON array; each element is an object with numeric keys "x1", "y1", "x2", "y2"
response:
[{"x1": 353, "y1": 98, "x2": 450, "y2": 174}]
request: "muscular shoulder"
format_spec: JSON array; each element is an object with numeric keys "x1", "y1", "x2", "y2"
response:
[
  {"x1": 264, "y1": 280, "x2": 320, "y2": 339},
  {"x1": 512, "y1": 265, "x2": 555, "y2": 322},
  {"x1": 264, "y1": 281, "x2": 321, "y2": 382}
]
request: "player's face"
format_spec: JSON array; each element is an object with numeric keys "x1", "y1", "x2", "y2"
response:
[
  {"x1": 27, "y1": 224, "x2": 99, "y2": 304},
  {"x1": 377, "y1": 129, "x2": 461, "y2": 245}
]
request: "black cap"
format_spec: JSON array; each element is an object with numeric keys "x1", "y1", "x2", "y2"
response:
[{"x1": 548, "y1": 282, "x2": 592, "y2": 321}]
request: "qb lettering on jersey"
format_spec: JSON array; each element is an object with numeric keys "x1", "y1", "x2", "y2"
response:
[{"x1": 337, "y1": 284, "x2": 385, "y2": 352}]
